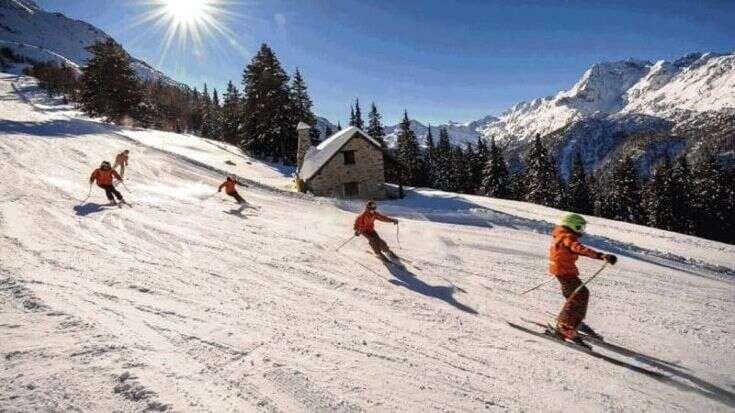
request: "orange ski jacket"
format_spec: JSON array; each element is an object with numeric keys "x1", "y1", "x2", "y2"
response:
[
  {"x1": 548, "y1": 226, "x2": 603, "y2": 277},
  {"x1": 354, "y1": 210, "x2": 394, "y2": 233},
  {"x1": 219, "y1": 179, "x2": 237, "y2": 194},
  {"x1": 90, "y1": 168, "x2": 121, "y2": 187},
  {"x1": 115, "y1": 152, "x2": 129, "y2": 166}
]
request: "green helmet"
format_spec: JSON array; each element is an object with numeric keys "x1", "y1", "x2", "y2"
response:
[{"x1": 558, "y1": 212, "x2": 587, "y2": 234}]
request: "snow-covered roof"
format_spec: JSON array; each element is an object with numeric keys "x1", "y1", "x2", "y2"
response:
[
  {"x1": 299, "y1": 126, "x2": 383, "y2": 181},
  {"x1": 297, "y1": 121, "x2": 311, "y2": 130}
]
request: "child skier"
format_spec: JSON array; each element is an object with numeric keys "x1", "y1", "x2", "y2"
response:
[
  {"x1": 549, "y1": 213, "x2": 617, "y2": 343},
  {"x1": 218, "y1": 175, "x2": 248, "y2": 204},
  {"x1": 89, "y1": 161, "x2": 125, "y2": 205},
  {"x1": 113, "y1": 150, "x2": 130, "y2": 177},
  {"x1": 354, "y1": 200, "x2": 399, "y2": 261}
]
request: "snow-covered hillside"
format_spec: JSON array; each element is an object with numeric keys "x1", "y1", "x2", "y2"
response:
[
  {"x1": 2, "y1": 73, "x2": 735, "y2": 412},
  {"x1": 0, "y1": 0, "x2": 175, "y2": 83}
]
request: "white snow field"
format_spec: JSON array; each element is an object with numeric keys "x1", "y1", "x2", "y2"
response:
[{"x1": 1, "y1": 73, "x2": 735, "y2": 412}]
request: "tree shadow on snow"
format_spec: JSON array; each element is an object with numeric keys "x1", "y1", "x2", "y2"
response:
[
  {"x1": 73, "y1": 203, "x2": 112, "y2": 216},
  {"x1": 382, "y1": 262, "x2": 477, "y2": 315}
]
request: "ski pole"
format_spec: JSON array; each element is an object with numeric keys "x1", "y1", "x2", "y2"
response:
[
  {"x1": 567, "y1": 262, "x2": 609, "y2": 301},
  {"x1": 80, "y1": 182, "x2": 92, "y2": 204},
  {"x1": 118, "y1": 180, "x2": 132, "y2": 193},
  {"x1": 335, "y1": 235, "x2": 356, "y2": 252},
  {"x1": 519, "y1": 277, "x2": 556, "y2": 295},
  {"x1": 395, "y1": 223, "x2": 402, "y2": 249}
]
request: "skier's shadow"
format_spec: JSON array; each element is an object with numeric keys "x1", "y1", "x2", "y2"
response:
[
  {"x1": 383, "y1": 263, "x2": 477, "y2": 315},
  {"x1": 592, "y1": 339, "x2": 735, "y2": 408},
  {"x1": 73, "y1": 203, "x2": 111, "y2": 216}
]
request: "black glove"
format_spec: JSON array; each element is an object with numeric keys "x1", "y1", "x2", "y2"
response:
[
  {"x1": 603, "y1": 254, "x2": 618, "y2": 265},
  {"x1": 354, "y1": 230, "x2": 360, "y2": 236}
]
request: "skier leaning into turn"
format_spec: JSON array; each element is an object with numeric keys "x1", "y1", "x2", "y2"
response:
[
  {"x1": 89, "y1": 161, "x2": 125, "y2": 205},
  {"x1": 354, "y1": 200, "x2": 399, "y2": 262},
  {"x1": 218, "y1": 175, "x2": 248, "y2": 204},
  {"x1": 548, "y1": 213, "x2": 617, "y2": 343},
  {"x1": 113, "y1": 149, "x2": 130, "y2": 178}
]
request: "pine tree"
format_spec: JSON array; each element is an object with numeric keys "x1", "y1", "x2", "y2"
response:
[
  {"x1": 209, "y1": 88, "x2": 222, "y2": 139},
  {"x1": 189, "y1": 88, "x2": 203, "y2": 135},
  {"x1": 395, "y1": 111, "x2": 421, "y2": 186},
  {"x1": 366, "y1": 102, "x2": 385, "y2": 146},
  {"x1": 241, "y1": 43, "x2": 293, "y2": 162},
  {"x1": 608, "y1": 155, "x2": 642, "y2": 224},
  {"x1": 289, "y1": 68, "x2": 316, "y2": 126},
  {"x1": 692, "y1": 150, "x2": 728, "y2": 241},
  {"x1": 644, "y1": 156, "x2": 676, "y2": 231},
  {"x1": 567, "y1": 150, "x2": 592, "y2": 214},
  {"x1": 523, "y1": 134, "x2": 560, "y2": 207},
  {"x1": 420, "y1": 126, "x2": 436, "y2": 187},
  {"x1": 432, "y1": 127, "x2": 454, "y2": 191},
  {"x1": 449, "y1": 146, "x2": 468, "y2": 193},
  {"x1": 324, "y1": 125, "x2": 333, "y2": 138},
  {"x1": 481, "y1": 137, "x2": 511, "y2": 198},
  {"x1": 348, "y1": 105, "x2": 356, "y2": 127},
  {"x1": 79, "y1": 39, "x2": 142, "y2": 123},
  {"x1": 221, "y1": 81, "x2": 241, "y2": 144},
  {"x1": 353, "y1": 98, "x2": 364, "y2": 129},
  {"x1": 463, "y1": 143, "x2": 478, "y2": 194},
  {"x1": 336, "y1": 122, "x2": 342, "y2": 131},
  {"x1": 669, "y1": 154, "x2": 695, "y2": 234}
]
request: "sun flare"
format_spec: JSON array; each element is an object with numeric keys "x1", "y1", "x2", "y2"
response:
[
  {"x1": 162, "y1": 0, "x2": 209, "y2": 25},
  {"x1": 135, "y1": 0, "x2": 243, "y2": 64}
]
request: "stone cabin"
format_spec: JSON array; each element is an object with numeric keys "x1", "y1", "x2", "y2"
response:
[{"x1": 296, "y1": 122, "x2": 387, "y2": 199}]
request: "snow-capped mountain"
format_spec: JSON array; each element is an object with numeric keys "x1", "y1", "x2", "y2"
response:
[
  {"x1": 481, "y1": 52, "x2": 735, "y2": 143},
  {"x1": 374, "y1": 52, "x2": 734, "y2": 177},
  {"x1": 0, "y1": 0, "x2": 176, "y2": 84}
]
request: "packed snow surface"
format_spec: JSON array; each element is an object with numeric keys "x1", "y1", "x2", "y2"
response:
[{"x1": 1, "y1": 74, "x2": 735, "y2": 412}]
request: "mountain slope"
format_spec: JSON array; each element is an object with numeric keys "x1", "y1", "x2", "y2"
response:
[
  {"x1": 0, "y1": 0, "x2": 175, "y2": 83},
  {"x1": 1, "y1": 73, "x2": 734, "y2": 412}
]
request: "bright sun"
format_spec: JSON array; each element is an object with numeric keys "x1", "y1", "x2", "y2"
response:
[
  {"x1": 136, "y1": 0, "x2": 241, "y2": 63},
  {"x1": 162, "y1": 0, "x2": 209, "y2": 24}
]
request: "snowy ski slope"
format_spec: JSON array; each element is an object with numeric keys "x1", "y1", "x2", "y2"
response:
[{"x1": 1, "y1": 73, "x2": 734, "y2": 412}]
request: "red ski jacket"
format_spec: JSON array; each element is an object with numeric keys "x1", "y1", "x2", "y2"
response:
[
  {"x1": 354, "y1": 210, "x2": 394, "y2": 234},
  {"x1": 548, "y1": 226, "x2": 603, "y2": 277},
  {"x1": 90, "y1": 168, "x2": 121, "y2": 187}
]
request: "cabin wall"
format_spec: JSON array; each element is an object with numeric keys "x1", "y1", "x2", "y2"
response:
[{"x1": 306, "y1": 137, "x2": 386, "y2": 199}]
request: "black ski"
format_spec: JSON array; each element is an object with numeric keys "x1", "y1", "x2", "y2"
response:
[{"x1": 508, "y1": 320, "x2": 665, "y2": 378}]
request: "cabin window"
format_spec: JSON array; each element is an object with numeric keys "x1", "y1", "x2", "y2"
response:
[
  {"x1": 344, "y1": 182, "x2": 359, "y2": 197},
  {"x1": 343, "y1": 150, "x2": 356, "y2": 165}
]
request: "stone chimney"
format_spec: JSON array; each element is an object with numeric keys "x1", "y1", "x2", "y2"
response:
[{"x1": 296, "y1": 121, "x2": 312, "y2": 172}]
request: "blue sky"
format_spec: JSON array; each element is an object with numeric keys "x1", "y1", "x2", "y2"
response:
[{"x1": 36, "y1": 0, "x2": 735, "y2": 125}]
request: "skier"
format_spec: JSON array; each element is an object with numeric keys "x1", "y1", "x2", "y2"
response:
[
  {"x1": 89, "y1": 161, "x2": 125, "y2": 205},
  {"x1": 548, "y1": 213, "x2": 617, "y2": 344},
  {"x1": 353, "y1": 200, "x2": 399, "y2": 262},
  {"x1": 113, "y1": 150, "x2": 130, "y2": 177},
  {"x1": 218, "y1": 175, "x2": 248, "y2": 204}
]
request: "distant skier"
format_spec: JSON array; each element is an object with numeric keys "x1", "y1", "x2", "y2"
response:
[
  {"x1": 354, "y1": 200, "x2": 399, "y2": 261},
  {"x1": 113, "y1": 150, "x2": 130, "y2": 177},
  {"x1": 218, "y1": 175, "x2": 248, "y2": 204},
  {"x1": 548, "y1": 213, "x2": 617, "y2": 343},
  {"x1": 89, "y1": 161, "x2": 125, "y2": 205}
]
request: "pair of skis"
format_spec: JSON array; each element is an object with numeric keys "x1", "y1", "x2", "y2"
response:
[{"x1": 508, "y1": 318, "x2": 666, "y2": 378}]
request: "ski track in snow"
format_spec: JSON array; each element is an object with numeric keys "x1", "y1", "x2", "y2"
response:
[{"x1": 1, "y1": 73, "x2": 735, "y2": 412}]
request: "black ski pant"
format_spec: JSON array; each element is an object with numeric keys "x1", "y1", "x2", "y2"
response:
[
  {"x1": 227, "y1": 191, "x2": 245, "y2": 204},
  {"x1": 100, "y1": 184, "x2": 123, "y2": 202}
]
